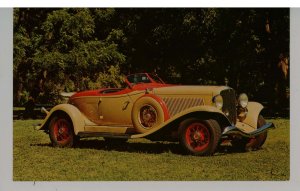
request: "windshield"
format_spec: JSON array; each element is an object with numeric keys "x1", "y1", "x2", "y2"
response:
[
  {"x1": 126, "y1": 73, "x2": 164, "y2": 85},
  {"x1": 127, "y1": 73, "x2": 151, "y2": 84}
]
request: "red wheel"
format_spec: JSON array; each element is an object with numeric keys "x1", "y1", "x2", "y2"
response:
[
  {"x1": 49, "y1": 114, "x2": 77, "y2": 147},
  {"x1": 179, "y1": 118, "x2": 221, "y2": 156},
  {"x1": 232, "y1": 115, "x2": 268, "y2": 151},
  {"x1": 185, "y1": 122, "x2": 210, "y2": 152},
  {"x1": 245, "y1": 115, "x2": 268, "y2": 151}
]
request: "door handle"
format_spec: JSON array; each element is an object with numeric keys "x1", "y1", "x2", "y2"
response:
[
  {"x1": 98, "y1": 98, "x2": 102, "y2": 107},
  {"x1": 98, "y1": 98, "x2": 102, "y2": 117},
  {"x1": 122, "y1": 101, "x2": 130, "y2": 110}
]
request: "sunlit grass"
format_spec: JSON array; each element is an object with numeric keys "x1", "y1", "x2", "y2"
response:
[{"x1": 13, "y1": 118, "x2": 289, "y2": 181}]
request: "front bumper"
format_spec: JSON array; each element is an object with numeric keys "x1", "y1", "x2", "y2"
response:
[{"x1": 222, "y1": 122, "x2": 275, "y2": 138}]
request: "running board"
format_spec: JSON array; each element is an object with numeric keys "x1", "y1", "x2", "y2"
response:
[
  {"x1": 77, "y1": 132, "x2": 131, "y2": 139},
  {"x1": 222, "y1": 122, "x2": 275, "y2": 138}
]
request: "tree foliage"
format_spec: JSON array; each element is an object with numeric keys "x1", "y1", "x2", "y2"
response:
[{"x1": 13, "y1": 8, "x2": 289, "y2": 110}]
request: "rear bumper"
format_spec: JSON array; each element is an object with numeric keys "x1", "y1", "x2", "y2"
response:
[{"x1": 222, "y1": 122, "x2": 275, "y2": 138}]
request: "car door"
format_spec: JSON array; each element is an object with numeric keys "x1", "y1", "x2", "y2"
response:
[{"x1": 97, "y1": 93, "x2": 133, "y2": 126}]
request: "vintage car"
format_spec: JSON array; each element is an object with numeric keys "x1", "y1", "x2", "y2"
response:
[{"x1": 38, "y1": 73, "x2": 274, "y2": 156}]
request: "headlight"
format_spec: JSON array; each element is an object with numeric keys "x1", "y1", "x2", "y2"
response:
[
  {"x1": 238, "y1": 93, "x2": 248, "y2": 108},
  {"x1": 213, "y1": 94, "x2": 223, "y2": 110}
]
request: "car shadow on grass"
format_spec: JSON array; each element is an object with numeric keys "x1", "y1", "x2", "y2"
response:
[
  {"x1": 31, "y1": 139, "x2": 253, "y2": 156},
  {"x1": 31, "y1": 140, "x2": 184, "y2": 155},
  {"x1": 79, "y1": 139, "x2": 186, "y2": 155}
]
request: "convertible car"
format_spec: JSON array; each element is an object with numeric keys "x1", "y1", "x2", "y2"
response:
[{"x1": 38, "y1": 73, "x2": 274, "y2": 156}]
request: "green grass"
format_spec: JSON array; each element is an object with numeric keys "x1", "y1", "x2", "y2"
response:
[{"x1": 13, "y1": 118, "x2": 289, "y2": 181}]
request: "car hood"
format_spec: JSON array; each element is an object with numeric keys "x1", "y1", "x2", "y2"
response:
[{"x1": 153, "y1": 85, "x2": 230, "y2": 96}]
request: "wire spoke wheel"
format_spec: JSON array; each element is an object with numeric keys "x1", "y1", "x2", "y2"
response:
[
  {"x1": 132, "y1": 96, "x2": 166, "y2": 133},
  {"x1": 49, "y1": 114, "x2": 76, "y2": 147},
  {"x1": 53, "y1": 119, "x2": 72, "y2": 144},
  {"x1": 231, "y1": 115, "x2": 268, "y2": 152},
  {"x1": 139, "y1": 105, "x2": 158, "y2": 128},
  {"x1": 245, "y1": 115, "x2": 268, "y2": 151},
  {"x1": 185, "y1": 123, "x2": 210, "y2": 152},
  {"x1": 179, "y1": 118, "x2": 221, "y2": 156}
]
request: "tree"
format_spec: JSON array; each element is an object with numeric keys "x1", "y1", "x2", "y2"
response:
[
  {"x1": 13, "y1": 8, "x2": 289, "y2": 114},
  {"x1": 14, "y1": 8, "x2": 126, "y2": 105}
]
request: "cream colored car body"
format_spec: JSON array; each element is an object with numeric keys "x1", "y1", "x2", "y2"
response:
[{"x1": 38, "y1": 83, "x2": 264, "y2": 139}]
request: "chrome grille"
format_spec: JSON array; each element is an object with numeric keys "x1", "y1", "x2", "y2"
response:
[
  {"x1": 162, "y1": 97, "x2": 204, "y2": 117},
  {"x1": 220, "y1": 89, "x2": 237, "y2": 124}
]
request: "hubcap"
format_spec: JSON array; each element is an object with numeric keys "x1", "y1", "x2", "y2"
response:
[{"x1": 185, "y1": 122, "x2": 210, "y2": 152}]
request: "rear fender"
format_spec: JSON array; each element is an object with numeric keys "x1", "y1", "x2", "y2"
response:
[
  {"x1": 131, "y1": 105, "x2": 231, "y2": 138},
  {"x1": 38, "y1": 104, "x2": 85, "y2": 135}
]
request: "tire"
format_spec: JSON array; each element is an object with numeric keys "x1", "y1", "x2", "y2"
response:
[
  {"x1": 179, "y1": 118, "x2": 221, "y2": 156},
  {"x1": 232, "y1": 115, "x2": 268, "y2": 151},
  {"x1": 49, "y1": 114, "x2": 77, "y2": 147},
  {"x1": 244, "y1": 115, "x2": 268, "y2": 151},
  {"x1": 132, "y1": 96, "x2": 166, "y2": 133}
]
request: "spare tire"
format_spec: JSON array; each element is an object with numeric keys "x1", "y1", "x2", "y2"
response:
[{"x1": 131, "y1": 95, "x2": 168, "y2": 133}]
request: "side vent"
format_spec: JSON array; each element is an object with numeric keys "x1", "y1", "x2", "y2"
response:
[{"x1": 162, "y1": 97, "x2": 204, "y2": 117}]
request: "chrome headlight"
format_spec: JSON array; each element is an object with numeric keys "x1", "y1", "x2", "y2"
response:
[
  {"x1": 238, "y1": 93, "x2": 248, "y2": 108},
  {"x1": 213, "y1": 94, "x2": 223, "y2": 110}
]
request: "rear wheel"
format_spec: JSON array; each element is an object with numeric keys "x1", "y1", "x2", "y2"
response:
[
  {"x1": 49, "y1": 114, "x2": 77, "y2": 147},
  {"x1": 179, "y1": 118, "x2": 221, "y2": 156}
]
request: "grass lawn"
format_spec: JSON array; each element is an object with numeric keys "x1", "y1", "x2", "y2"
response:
[{"x1": 13, "y1": 118, "x2": 289, "y2": 181}]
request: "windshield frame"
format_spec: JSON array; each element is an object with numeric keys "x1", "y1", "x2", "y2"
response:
[{"x1": 125, "y1": 73, "x2": 165, "y2": 88}]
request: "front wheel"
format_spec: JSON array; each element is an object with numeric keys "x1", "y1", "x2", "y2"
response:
[
  {"x1": 232, "y1": 115, "x2": 268, "y2": 151},
  {"x1": 49, "y1": 114, "x2": 77, "y2": 147},
  {"x1": 245, "y1": 115, "x2": 268, "y2": 151},
  {"x1": 178, "y1": 118, "x2": 221, "y2": 156}
]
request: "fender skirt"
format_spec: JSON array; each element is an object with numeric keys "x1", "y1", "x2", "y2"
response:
[{"x1": 222, "y1": 122, "x2": 275, "y2": 138}]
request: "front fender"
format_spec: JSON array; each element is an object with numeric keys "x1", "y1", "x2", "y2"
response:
[
  {"x1": 37, "y1": 104, "x2": 85, "y2": 135},
  {"x1": 131, "y1": 105, "x2": 230, "y2": 138},
  {"x1": 240, "y1": 102, "x2": 264, "y2": 129}
]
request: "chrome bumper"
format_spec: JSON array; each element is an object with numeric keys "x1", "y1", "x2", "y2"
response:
[{"x1": 222, "y1": 122, "x2": 275, "y2": 138}]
